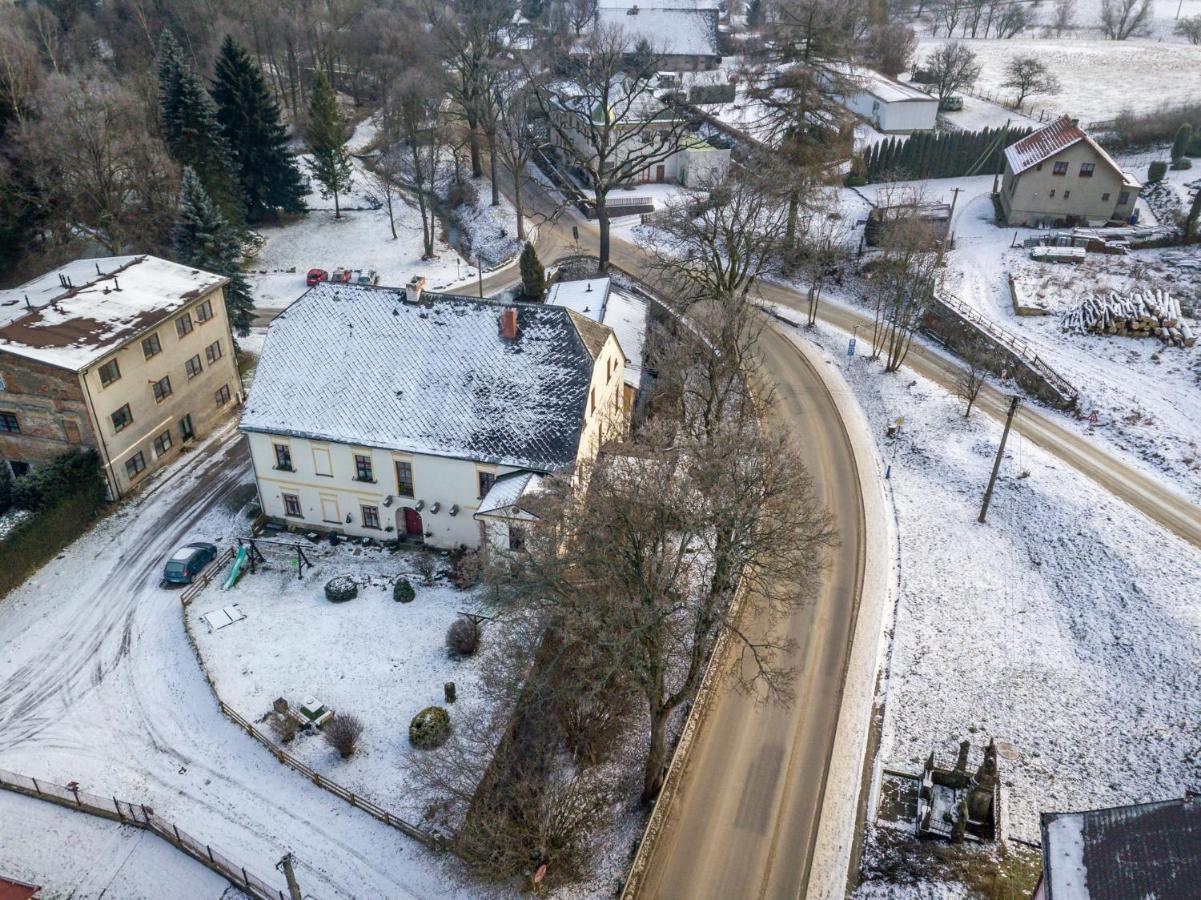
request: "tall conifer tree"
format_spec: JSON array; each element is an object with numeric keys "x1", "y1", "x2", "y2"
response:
[
  {"x1": 211, "y1": 35, "x2": 306, "y2": 222},
  {"x1": 304, "y1": 71, "x2": 353, "y2": 218}
]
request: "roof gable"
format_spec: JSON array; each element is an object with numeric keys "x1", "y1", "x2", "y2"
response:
[
  {"x1": 1004, "y1": 115, "x2": 1127, "y2": 181},
  {"x1": 241, "y1": 284, "x2": 603, "y2": 472}
]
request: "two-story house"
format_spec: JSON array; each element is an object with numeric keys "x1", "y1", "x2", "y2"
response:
[
  {"x1": 0, "y1": 255, "x2": 242, "y2": 498},
  {"x1": 240, "y1": 279, "x2": 627, "y2": 550},
  {"x1": 999, "y1": 116, "x2": 1141, "y2": 228}
]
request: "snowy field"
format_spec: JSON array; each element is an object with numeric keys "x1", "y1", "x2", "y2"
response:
[
  {"x1": 917, "y1": 37, "x2": 1201, "y2": 124},
  {"x1": 186, "y1": 542, "x2": 488, "y2": 823},
  {"x1": 773, "y1": 315, "x2": 1201, "y2": 847},
  {"x1": 0, "y1": 789, "x2": 234, "y2": 899}
]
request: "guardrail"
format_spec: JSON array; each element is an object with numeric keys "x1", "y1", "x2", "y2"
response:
[
  {"x1": 607, "y1": 195, "x2": 654, "y2": 209},
  {"x1": 0, "y1": 767, "x2": 286, "y2": 899}
]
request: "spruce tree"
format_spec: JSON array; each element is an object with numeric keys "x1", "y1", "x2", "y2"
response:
[
  {"x1": 173, "y1": 168, "x2": 255, "y2": 335},
  {"x1": 211, "y1": 35, "x2": 306, "y2": 223},
  {"x1": 305, "y1": 71, "x2": 353, "y2": 219},
  {"x1": 520, "y1": 242, "x2": 546, "y2": 300},
  {"x1": 158, "y1": 30, "x2": 243, "y2": 227}
]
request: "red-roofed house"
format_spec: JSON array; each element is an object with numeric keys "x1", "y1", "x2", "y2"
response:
[{"x1": 999, "y1": 116, "x2": 1141, "y2": 228}]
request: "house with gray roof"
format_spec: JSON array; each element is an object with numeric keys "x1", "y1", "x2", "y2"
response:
[{"x1": 240, "y1": 278, "x2": 627, "y2": 549}]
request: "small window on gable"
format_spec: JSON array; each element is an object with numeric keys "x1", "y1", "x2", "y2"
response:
[
  {"x1": 1079, "y1": 163, "x2": 1095, "y2": 177},
  {"x1": 1052, "y1": 161, "x2": 1069, "y2": 176}
]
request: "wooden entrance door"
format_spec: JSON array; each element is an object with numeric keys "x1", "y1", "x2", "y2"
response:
[
  {"x1": 656, "y1": 164, "x2": 666, "y2": 182},
  {"x1": 402, "y1": 507, "x2": 423, "y2": 536}
]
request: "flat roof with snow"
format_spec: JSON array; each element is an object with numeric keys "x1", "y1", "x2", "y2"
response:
[
  {"x1": 849, "y1": 68, "x2": 936, "y2": 105},
  {"x1": 241, "y1": 283, "x2": 607, "y2": 472},
  {"x1": 0, "y1": 256, "x2": 227, "y2": 371},
  {"x1": 546, "y1": 278, "x2": 648, "y2": 391}
]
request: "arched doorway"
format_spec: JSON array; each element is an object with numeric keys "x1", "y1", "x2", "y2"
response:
[{"x1": 399, "y1": 507, "x2": 423, "y2": 539}]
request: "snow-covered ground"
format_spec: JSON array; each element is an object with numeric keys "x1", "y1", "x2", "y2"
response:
[
  {"x1": 772, "y1": 312, "x2": 1201, "y2": 849},
  {"x1": 0, "y1": 508, "x2": 31, "y2": 542},
  {"x1": 0, "y1": 789, "x2": 236, "y2": 899},
  {"x1": 447, "y1": 175, "x2": 530, "y2": 270},
  {"x1": 247, "y1": 120, "x2": 467, "y2": 313},
  {"x1": 0, "y1": 426, "x2": 469, "y2": 898},
  {"x1": 917, "y1": 36, "x2": 1201, "y2": 125},
  {"x1": 186, "y1": 543, "x2": 488, "y2": 822}
]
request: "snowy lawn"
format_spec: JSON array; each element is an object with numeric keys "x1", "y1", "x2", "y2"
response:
[
  {"x1": 775, "y1": 315, "x2": 1201, "y2": 844},
  {"x1": 186, "y1": 540, "x2": 489, "y2": 822},
  {"x1": 917, "y1": 37, "x2": 1201, "y2": 125}
]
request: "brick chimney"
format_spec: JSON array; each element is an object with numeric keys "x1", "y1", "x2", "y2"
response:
[{"x1": 499, "y1": 307, "x2": 519, "y2": 341}]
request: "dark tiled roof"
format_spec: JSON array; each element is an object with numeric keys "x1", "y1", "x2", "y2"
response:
[
  {"x1": 241, "y1": 283, "x2": 606, "y2": 472},
  {"x1": 1041, "y1": 796, "x2": 1201, "y2": 900}
]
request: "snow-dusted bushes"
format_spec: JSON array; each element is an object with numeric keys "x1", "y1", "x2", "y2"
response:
[
  {"x1": 409, "y1": 706, "x2": 451, "y2": 749},
  {"x1": 324, "y1": 576, "x2": 358, "y2": 603},
  {"x1": 392, "y1": 577, "x2": 415, "y2": 603},
  {"x1": 323, "y1": 713, "x2": 364, "y2": 759},
  {"x1": 446, "y1": 617, "x2": 480, "y2": 657}
]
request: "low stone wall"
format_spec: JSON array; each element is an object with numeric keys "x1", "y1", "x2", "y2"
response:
[{"x1": 920, "y1": 299, "x2": 1078, "y2": 410}]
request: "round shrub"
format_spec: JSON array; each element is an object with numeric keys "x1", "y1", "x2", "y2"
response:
[
  {"x1": 324, "y1": 576, "x2": 358, "y2": 603},
  {"x1": 409, "y1": 706, "x2": 451, "y2": 749},
  {"x1": 1170, "y1": 157, "x2": 1193, "y2": 171},
  {"x1": 446, "y1": 617, "x2": 481, "y2": 657},
  {"x1": 393, "y1": 577, "x2": 415, "y2": 603},
  {"x1": 1147, "y1": 160, "x2": 1167, "y2": 183}
]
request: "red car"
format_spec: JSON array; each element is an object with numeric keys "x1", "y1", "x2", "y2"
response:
[{"x1": 306, "y1": 268, "x2": 329, "y2": 287}]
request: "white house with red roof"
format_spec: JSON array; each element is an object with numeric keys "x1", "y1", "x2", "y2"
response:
[{"x1": 999, "y1": 116, "x2": 1141, "y2": 228}]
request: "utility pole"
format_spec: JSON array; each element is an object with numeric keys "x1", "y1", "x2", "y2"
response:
[
  {"x1": 978, "y1": 395, "x2": 1020, "y2": 524},
  {"x1": 278, "y1": 853, "x2": 303, "y2": 900}
]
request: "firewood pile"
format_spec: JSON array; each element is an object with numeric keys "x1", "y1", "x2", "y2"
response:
[{"x1": 1061, "y1": 289, "x2": 1196, "y2": 346}]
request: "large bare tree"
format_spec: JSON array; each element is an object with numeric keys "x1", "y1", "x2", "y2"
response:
[
  {"x1": 380, "y1": 70, "x2": 449, "y2": 259},
  {"x1": 529, "y1": 24, "x2": 694, "y2": 272}
]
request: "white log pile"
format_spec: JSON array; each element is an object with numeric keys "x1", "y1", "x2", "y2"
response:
[{"x1": 1061, "y1": 289, "x2": 1196, "y2": 346}]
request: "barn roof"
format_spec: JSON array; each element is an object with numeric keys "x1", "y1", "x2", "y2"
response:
[{"x1": 240, "y1": 283, "x2": 608, "y2": 472}]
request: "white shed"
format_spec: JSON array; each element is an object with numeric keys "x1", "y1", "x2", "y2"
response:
[{"x1": 842, "y1": 69, "x2": 937, "y2": 134}]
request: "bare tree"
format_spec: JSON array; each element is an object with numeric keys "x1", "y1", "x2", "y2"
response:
[
  {"x1": 381, "y1": 71, "x2": 448, "y2": 259},
  {"x1": 1176, "y1": 14, "x2": 1201, "y2": 44},
  {"x1": 528, "y1": 25, "x2": 694, "y2": 271},
  {"x1": 955, "y1": 336, "x2": 988, "y2": 417},
  {"x1": 1001, "y1": 56, "x2": 1061, "y2": 110},
  {"x1": 323, "y1": 713, "x2": 364, "y2": 758},
  {"x1": 1051, "y1": 0, "x2": 1077, "y2": 36},
  {"x1": 926, "y1": 42, "x2": 982, "y2": 104},
  {"x1": 565, "y1": 0, "x2": 599, "y2": 35},
  {"x1": 646, "y1": 162, "x2": 789, "y2": 308},
  {"x1": 866, "y1": 23, "x2": 917, "y2": 78},
  {"x1": 494, "y1": 81, "x2": 541, "y2": 241},
  {"x1": 797, "y1": 202, "x2": 852, "y2": 327},
  {"x1": 1100, "y1": 0, "x2": 1152, "y2": 39},
  {"x1": 868, "y1": 188, "x2": 943, "y2": 372},
  {"x1": 360, "y1": 151, "x2": 400, "y2": 240}
]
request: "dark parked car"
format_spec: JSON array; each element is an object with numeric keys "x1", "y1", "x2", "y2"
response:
[{"x1": 163, "y1": 542, "x2": 219, "y2": 585}]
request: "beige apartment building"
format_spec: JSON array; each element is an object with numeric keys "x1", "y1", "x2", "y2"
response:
[
  {"x1": 0, "y1": 255, "x2": 243, "y2": 498},
  {"x1": 241, "y1": 279, "x2": 627, "y2": 551},
  {"x1": 1000, "y1": 116, "x2": 1141, "y2": 227}
]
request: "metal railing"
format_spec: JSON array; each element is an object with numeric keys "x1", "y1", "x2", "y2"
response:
[{"x1": 0, "y1": 767, "x2": 286, "y2": 900}]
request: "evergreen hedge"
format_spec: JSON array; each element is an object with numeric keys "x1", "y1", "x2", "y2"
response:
[
  {"x1": 0, "y1": 449, "x2": 107, "y2": 599},
  {"x1": 858, "y1": 126, "x2": 1036, "y2": 184}
]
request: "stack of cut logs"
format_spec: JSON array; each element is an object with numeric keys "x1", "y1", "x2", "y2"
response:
[{"x1": 1061, "y1": 289, "x2": 1196, "y2": 346}]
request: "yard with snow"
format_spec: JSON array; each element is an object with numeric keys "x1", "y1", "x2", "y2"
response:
[
  {"x1": 185, "y1": 540, "x2": 489, "y2": 823},
  {"x1": 764, "y1": 316, "x2": 1201, "y2": 892}
]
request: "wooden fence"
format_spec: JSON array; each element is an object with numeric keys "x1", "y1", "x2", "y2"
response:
[
  {"x1": 0, "y1": 767, "x2": 286, "y2": 900},
  {"x1": 181, "y1": 547, "x2": 235, "y2": 606}
]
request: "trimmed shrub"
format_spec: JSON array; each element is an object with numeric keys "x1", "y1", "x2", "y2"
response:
[
  {"x1": 446, "y1": 617, "x2": 481, "y2": 657},
  {"x1": 324, "y1": 576, "x2": 358, "y2": 603},
  {"x1": 392, "y1": 577, "x2": 415, "y2": 603},
  {"x1": 1170, "y1": 158, "x2": 1193, "y2": 171},
  {"x1": 1147, "y1": 160, "x2": 1168, "y2": 183},
  {"x1": 409, "y1": 706, "x2": 451, "y2": 749},
  {"x1": 323, "y1": 713, "x2": 364, "y2": 758}
]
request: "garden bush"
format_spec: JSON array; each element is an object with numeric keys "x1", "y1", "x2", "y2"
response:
[
  {"x1": 392, "y1": 577, "x2": 415, "y2": 603},
  {"x1": 323, "y1": 713, "x2": 364, "y2": 758},
  {"x1": 415, "y1": 551, "x2": 437, "y2": 586},
  {"x1": 409, "y1": 706, "x2": 451, "y2": 749},
  {"x1": 10, "y1": 448, "x2": 105, "y2": 513},
  {"x1": 324, "y1": 576, "x2": 358, "y2": 603},
  {"x1": 1147, "y1": 160, "x2": 1168, "y2": 183},
  {"x1": 446, "y1": 616, "x2": 481, "y2": 657},
  {"x1": 1170, "y1": 158, "x2": 1193, "y2": 170}
]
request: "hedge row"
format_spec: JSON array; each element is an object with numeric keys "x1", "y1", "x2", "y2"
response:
[{"x1": 857, "y1": 126, "x2": 1036, "y2": 184}]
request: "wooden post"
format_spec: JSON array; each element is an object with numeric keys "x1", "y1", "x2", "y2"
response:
[
  {"x1": 279, "y1": 853, "x2": 303, "y2": 900},
  {"x1": 207, "y1": 845, "x2": 215, "y2": 863},
  {"x1": 115, "y1": 797, "x2": 123, "y2": 820},
  {"x1": 243, "y1": 867, "x2": 251, "y2": 887},
  {"x1": 32, "y1": 777, "x2": 40, "y2": 794},
  {"x1": 174, "y1": 824, "x2": 182, "y2": 843},
  {"x1": 979, "y1": 395, "x2": 1020, "y2": 524}
]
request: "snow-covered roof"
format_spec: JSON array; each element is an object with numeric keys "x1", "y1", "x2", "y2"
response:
[
  {"x1": 848, "y1": 67, "x2": 936, "y2": 105},
  {"x1": 547, "y1": 279, "x2": 648, "y2": 391},
  {"x1": 1004, "y1": 115, "x2": 1133, "y2": 186},
  {"x1": 0, "y1": 256, "x2": 227, "y2": 371},
  {"x1": 545, "y1": 277, "x2": 611, "y2": 318},
  {"x1": 475, "y1": 470, "x2": 545, "y2": 519},
  {"x1": 1040, "y1": 797, "x2": 1201, "y2": 900},
  {"x1": 596, "y1": 7, "x2": 719, "y2": 58},
  {"x1": 241, "y1": 283, "x2": 609, "y2": 472},
  {"x1": 603, "y1": 0, "x2": 720, "y2": 8}
]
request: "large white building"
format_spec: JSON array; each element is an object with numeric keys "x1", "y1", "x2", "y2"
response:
[{"x1": 240, "y1": 279, "x2": 627, "y2": 550}]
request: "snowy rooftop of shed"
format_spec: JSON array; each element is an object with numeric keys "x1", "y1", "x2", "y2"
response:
[
  {"x1": 1040, "y1": 797, "x2": 1201, "y2": 900},
  {"x1": 475, "y1": 470, "x2": 545, "y2": 518},
  {"x1": 595, "y1": 7, "x2": 719, "y2": 57},
  {"x1": 0, "y1": 256, "x2": 227, "y2": 371},
  {"x1": 851, "y1": 68, "x2": 936, "y2": 105},
  {"x1": 241, "y1": 283, "x2": 606, "y2": 472}
]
